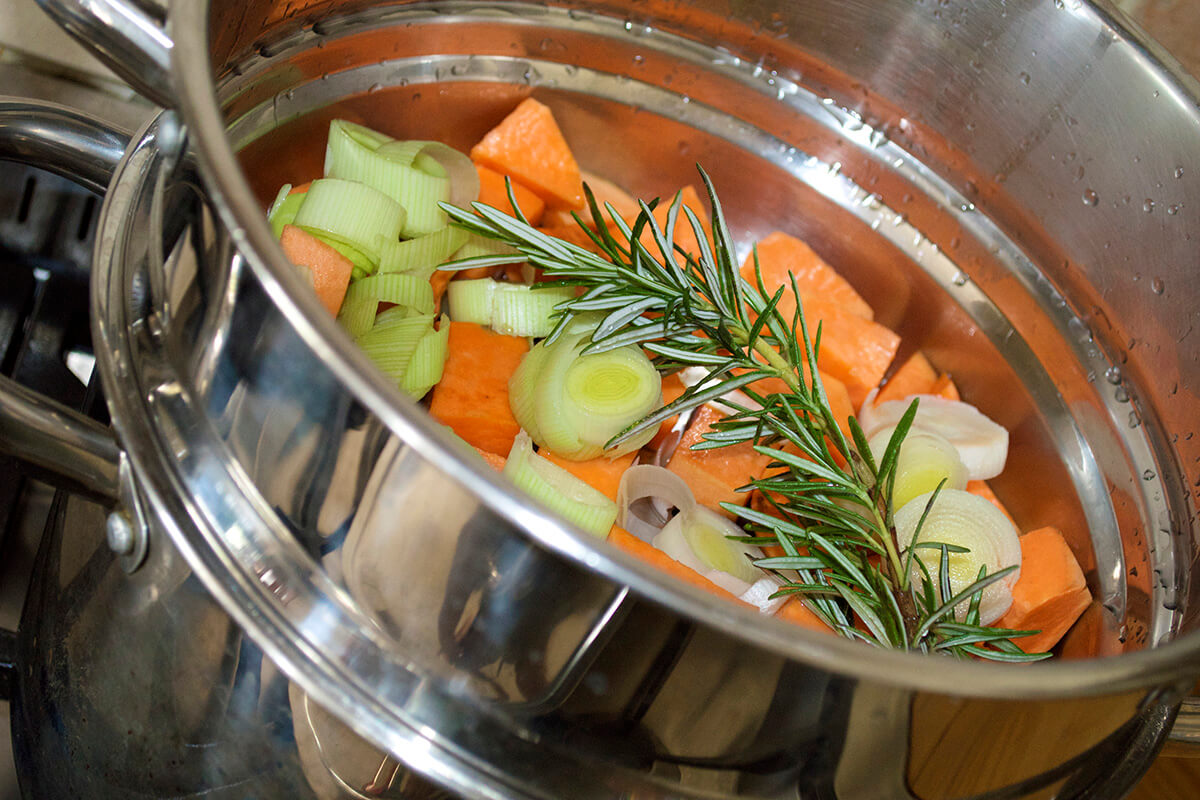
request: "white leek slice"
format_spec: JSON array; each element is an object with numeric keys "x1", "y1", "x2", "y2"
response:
[
  {"x1": 504, "y1": 432, "x2": 617, "y2": 538},
  {"x1": 739, "y1": 577, "x2": 790, "y2": 616},
  {"x1": 858, "y1": 392, "x2": 1008, "y2": 480},
  {"x1": 353, "y1": 273, "x2": 435, "y2": 316},
  {"x1": 868, "y1": 427, "x2": 968, "y2": 509},
  {"x1": 652, "y1": 505, "x2": 762, "y2": 585},
  {"x1": 894, "y1": 488, "x2": 1021, "y2": 624},
  {"x1": 677, "y1": 365, "x2": 762, "y2": 413},
  {"x1": 293, "y1": 178, "x2": 404, "y2": 265},
  {"x1": 615, "y1": 464, "x2": 697, "y2": 541},
  {"x1": 510, "y1": 325, "x2": 661, "y2": 460}
]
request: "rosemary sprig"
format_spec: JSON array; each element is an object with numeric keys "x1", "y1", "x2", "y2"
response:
[{"x1": 439, "y1": 171, "x2": 1048, "y2": 662}]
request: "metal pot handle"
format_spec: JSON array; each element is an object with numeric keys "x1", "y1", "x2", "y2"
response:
[
  {"x1": 34, "y1": 0, "x2": 174, "y2": 108},
  {"x1": 0, "y1": 97, "x2": 131, "y2": 503}
]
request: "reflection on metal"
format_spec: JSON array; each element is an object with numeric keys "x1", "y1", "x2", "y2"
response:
[{"x1": 6, "y1": 0, "x2": 1200, "y2": 798}]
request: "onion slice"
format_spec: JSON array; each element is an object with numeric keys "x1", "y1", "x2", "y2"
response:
[
  {"x1": 858, "y1": 392, "x2": 1008, "y2": 480},
  {"x1": 893, "y1": 488, "x2": 1021, "y2": 624},
  {"x1": 616, "y1": 464, "x2": 696, "y2": 540}
]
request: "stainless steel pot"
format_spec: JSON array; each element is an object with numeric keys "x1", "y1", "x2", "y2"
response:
[{"x1": 4, "y1": 0, "x2": 1200, "y2": 797}]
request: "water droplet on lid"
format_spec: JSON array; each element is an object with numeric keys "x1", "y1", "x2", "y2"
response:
[
  {"x1": 632, "y1": 54, "x2": 645, "y2": 65},
  {"x1": 1019, "y1": 71, "x2": 1031, "y2": 85},
  {"x1": 1115, "y1": 386, "x2": 1130, "y2": 403},
  {"x1": 1152, "y1": 277, "x2": 1165, "y2": 295},
  {"x1": 1105, "y1": 366, "x2": 1122, "y2": 385},
  {"x1": 1143, "y1": 199, "x2": 1155, "y2": 213},
  {"x1": 1144, "y1": 469, "x2": 1157, "y2": 480},
  {"x1": 1129, "y1": 411, "x2": 1141, "y2": 428},
  {"x1": 1082, "y1": 189, "x2": 1098, "y2": 206},
  {"x1": 952, "y1": 271, "x2": 969, "y2": 286},
  {"x1": 1167, "y1": 204, "x2": 1180, "y2": 216},
  {"x1": 1175, "y1": 166, "x2": 1185, "y2": 179},
  {"x1": 367, "y1": 83, "x2": 383, "y2": 93}
]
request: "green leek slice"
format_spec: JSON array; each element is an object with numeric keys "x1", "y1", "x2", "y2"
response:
[
  {"x1": 503, "y1": 432, "x2": 617, "y2": 538},
  {"x1": 379, "y1": 226, "x2": 469, "y2": 278},
  {"x1": 446, "y1": 278, "x2": 495, "y2": 325},
  {"x1": 447, "y1": 279, "x2": 575, "y2": 337},
  {"x1": 353, "y1": 273, "x2": 435, "y2": 316},
  {"x1": 268, "y1": 184, "x2": 306, "y2": 238},
  {"x1": 336, "y1": 280, "x2": 379, "y2": 338},
  {"x1": 491, "y1": 284, "x2": 576, "y2": 337},
  {"x1": 293, "y1": 178, "x2": 404, "y2": 265},
  {"x1": 400, "y1": 320, "x2": 450, "y2": 399},
  {"x1": 325, "y1": 122, "x2": 449, "y2": 237}
]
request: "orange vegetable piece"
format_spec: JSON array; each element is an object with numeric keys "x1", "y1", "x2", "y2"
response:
[
  {"x1": 667, "y1": 405, "x2": 774, "y2": 516},
  {"x1": 966, "y1": 480, "x2": 1015, "y2": 526},
  {"x1": 279, "y1": 224, "x2": 353, "y2": 316},
  {"x1": 470, "y1": 98, "x2": 583, "y2": 209},
  {"x1": 536, "y1": 223, "x2": 606, "y2": 256},
  {"x1": 540, "y1": 450, "x2": 637, "y2": 503},
  {"x1": 541, "y1": 170, "x2": 642, "y2": 228},
  {"x1": 740, "y1": 231, "x2": 874, "y2": 321},
  {"x1": 875, "y1": 352, "x2": 939, "y2": 405},
  {"x1": 930, "y1": 372, "x2": 960, "y2": 401},
  {"x1": 634, "y1": 184, "x2": 712, "y2": 261},
  {"x1": 474, "y1": 162, "x2": 546, "y2": 226},
  {"x1": 429, "y1": 322, "x2": 529, "y2": 456},
  {"x1": 288, "y1": 181, "x2": 312, "y2": 195},
  {"x1": 776, "y1": 598, "x2": 832, "y2": 634},
  {"x1": 648, "y1": 372, "x2": 687, "y2": 450},
  {"x1": 796, "y1": 298, "x2": 900, "y2": 409},
  {"x1": 473, "y1": 447, "x2": 506, "y2": 472},
  {"x1": 608, "y1": 526, "x2": 751, "y2": 605},
  {"x1": 995, "y1": 526, "x2": 1092, "y2": 654}
]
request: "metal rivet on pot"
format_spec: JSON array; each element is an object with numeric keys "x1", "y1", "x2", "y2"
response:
[{"x1": 106, "y1": 511, "x2": 135, "y2": 555}]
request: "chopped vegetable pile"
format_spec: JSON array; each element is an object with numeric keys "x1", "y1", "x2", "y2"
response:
[{"x1": 268, "y1": 98, "x2": 1093, "y2": 661}]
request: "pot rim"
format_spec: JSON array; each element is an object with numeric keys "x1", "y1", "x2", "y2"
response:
[{"x1": 155, "y1": 0, "x2": 1200, "y2": 703}]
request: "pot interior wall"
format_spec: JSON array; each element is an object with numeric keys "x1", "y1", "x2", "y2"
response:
[{"x1": 183, "y1": 0, "x2": 1197, "y2": 678}]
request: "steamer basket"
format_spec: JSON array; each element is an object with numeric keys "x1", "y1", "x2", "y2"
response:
[{"x1": 7, "y1": 0, "x2": 1200, "y2": 797}]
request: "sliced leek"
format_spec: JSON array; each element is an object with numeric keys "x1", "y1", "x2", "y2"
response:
[
  {"x1": 894, "y1": 488, "x2": 1021, "y2": 624},
  {"x1": 379, "y1": 226, "x2": 468, "y2": 278},
  {"x1": 510, "y1": 323, "x2": 661, "y2": 460},
  {"x1": 868, "y1": 427, "x2": 968, "y2": 509},
  {"x1": 336, "y1": 280, "x2": 379, "y2": 338},
  {"x1": 858, "y1": 392, "x2": 1009, "y2": 481},
  {"x1": 400, "y1": 319, "x2": 450, "y2": 399},
  {"x1": 446, "y1": 278, "x2": 495, "y2": 325},
  {"x1": 268, "y1": 184, "x2": 306, "y2": 238},
  {"x1": 325, "y1": 121, "x2": 478, "y2": 237},
  {"x1": 653, "y1": 505, "x2": 762, "y2": 585},
  {"x1": 292, "y1": 178, "x2": 404, "y2": 265},
  {"x1": 447, "y1": 278, "x2": 575, "y2": 337},
  {"x1": 503, "y1": 432, "x2": 617, "y2": 538},
  {"x1": 353, "y1": 273, "x2": 435, "y2": 316}
]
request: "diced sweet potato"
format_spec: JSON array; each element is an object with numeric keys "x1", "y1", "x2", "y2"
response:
[
  {"x1": 667, "y1": 405, "x2": 774, "y2": 516},
  {"x1": 995, "y1": 526, "x2": 1092, "y2": 654},
  {"x1": 875, "y1": 352, "x2": 939, "y2": 405},
  {"x1": 540, "y1": 450, "x2": 637, "y2": 503},
  {"x1": 740, "y1": 231, "x2": 874, "y2": 321},
  {"x1": 475, "y1": 162, "x2": 546, "y2": 226},
  {"x1": 429, "y1": 322, "x2": 528, "y2": 455},
  {"x1": 470, "y1": 98, "x2": 583, "y2": 209}
]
